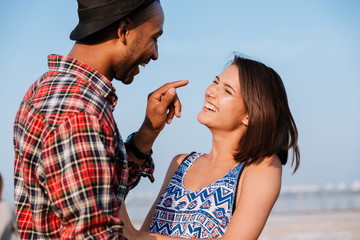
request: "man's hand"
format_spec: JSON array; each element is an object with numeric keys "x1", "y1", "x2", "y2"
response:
[
  {"x1": 145, "y1": 80, "x2": 189, "y2": 131},
  {"x1": 130, "y1": 80, "x2": 188, "y2": 162}
]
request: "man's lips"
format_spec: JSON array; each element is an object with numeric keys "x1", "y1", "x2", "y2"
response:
[{"x1": 140, "y1": 59, "x2": 150, "y2": 68}]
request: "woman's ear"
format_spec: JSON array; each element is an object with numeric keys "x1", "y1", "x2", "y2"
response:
[
  {"x1": 242, "y1": 115, "x2": 249, "y2": 127},
  {"x1": 117, "y1": 18, "x2": 132, "y2": 45}
]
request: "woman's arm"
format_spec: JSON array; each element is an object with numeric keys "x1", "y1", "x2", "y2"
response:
[
  {"x1": 140, "y1": 153, "x2": 188, "y2": 231},
  {"x1": 221, "y1": 155, "x2": 282, "y2": 240},
  {"x1": 119, "y1": 153, "x2": 187, "y2": 235}
]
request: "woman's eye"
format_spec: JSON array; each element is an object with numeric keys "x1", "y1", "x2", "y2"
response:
[
  {"x1": 213, "y1": 80, "x2": 218, "y2": 84},
  {"x1": 225, "y1": 89, "x2": 232, "y2": 95}
]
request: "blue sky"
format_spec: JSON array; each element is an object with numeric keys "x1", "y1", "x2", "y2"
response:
[{"x1": 0, "y1": 1, "x2": 359, "y2": 203}]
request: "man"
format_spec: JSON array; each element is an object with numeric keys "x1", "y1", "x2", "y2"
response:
[{"x1": 13, "y1": 0, "x2": 188, "y2": 239}]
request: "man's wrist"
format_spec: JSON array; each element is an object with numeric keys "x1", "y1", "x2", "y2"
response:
[{"x1": 125, "y1": 132, "x2": 153, "y2": 160}]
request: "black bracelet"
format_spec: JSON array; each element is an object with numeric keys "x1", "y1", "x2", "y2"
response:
[{"x1": 125, "y1": 132, "x2": 153, "y2": 159}]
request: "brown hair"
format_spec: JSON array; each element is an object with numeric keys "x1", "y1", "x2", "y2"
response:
[{"x1": 232, "y1": 55, "x2": 300, "y2": 173}]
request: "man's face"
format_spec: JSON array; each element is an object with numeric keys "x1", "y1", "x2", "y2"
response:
[{"x1": 115, "y1": 2, "x2": 164, "y2": 84}]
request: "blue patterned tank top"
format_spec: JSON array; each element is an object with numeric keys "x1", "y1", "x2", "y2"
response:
[{"x1": 148, "y1": 152, "x2": 244, "y2": 238}]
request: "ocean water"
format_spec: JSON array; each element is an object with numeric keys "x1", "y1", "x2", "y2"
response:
[{"x1": 272, "y1": 190, "x2": 360, "y2": 213}]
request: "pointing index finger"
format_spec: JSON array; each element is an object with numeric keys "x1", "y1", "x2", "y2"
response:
[
  {"x1": 153, "y1": 80, "x2": 189, "y2": 99},
  {"x1": 169, "y1": 80, "x2": 189, "y2": 89}
]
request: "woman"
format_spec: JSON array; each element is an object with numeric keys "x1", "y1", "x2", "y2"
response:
[{"x1": 122, "y1": 54, "x2": 300, "y2": 239}]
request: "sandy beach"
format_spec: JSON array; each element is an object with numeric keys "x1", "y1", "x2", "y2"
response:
[
  {"x1": 260, "y1": 209, "x2": 360, "y2": 240},
  {"x1": 132, "y1": 209, "x2": 360, "y2": 239}
]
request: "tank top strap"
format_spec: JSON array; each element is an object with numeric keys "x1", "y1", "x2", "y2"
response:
[{"x1": 177, "y1": 152, "x2": 202, "y2": 177}]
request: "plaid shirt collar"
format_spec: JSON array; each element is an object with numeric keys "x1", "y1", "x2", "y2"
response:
[{"x1": 48, "y1": 54, "x2": 118, "y2": 109}]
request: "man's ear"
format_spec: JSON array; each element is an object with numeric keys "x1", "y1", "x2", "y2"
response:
[
  {"x1": 242, "y1": 115, "x2": 249, "y2": 127},
  {"x1": 117, "y1": 18, "x2": 132, "y2": 45}
]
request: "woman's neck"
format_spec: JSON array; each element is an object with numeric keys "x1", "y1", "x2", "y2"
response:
[{"x1": 208, "y1": 130, "x2": 243, "y2": 166}]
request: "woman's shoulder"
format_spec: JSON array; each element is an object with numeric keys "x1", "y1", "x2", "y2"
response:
[
  {"x1": 240, "y1": 155, "x2": 282, "y2": 190},
  {"x1": 165, "y1": 152, "x2": 198, "y2": 177},
  {"x1": 171, "y1": 153, "x2": 188, "y2": 165},
  {"x1": 172, "y1": 152, "x2": 200, "y2": 165},
  {"x1": 247, "y1": 154, "x2": 282, "y2": 172},
  {"x1": 235, "y1": 154, "x2": 282, "y2": 210}
]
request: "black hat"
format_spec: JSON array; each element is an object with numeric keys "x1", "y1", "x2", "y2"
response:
[{"x1": 70, "y1": 0, "x2": 156, "y2": 41}]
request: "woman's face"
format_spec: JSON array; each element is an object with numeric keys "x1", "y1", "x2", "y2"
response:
[{"x1": 197, "y1": 64, "x2": 248, "y2": 132}]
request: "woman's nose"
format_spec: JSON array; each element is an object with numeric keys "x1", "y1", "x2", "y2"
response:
[{"x1": 206, "y1": 84, "x2": 216, "y2": 98}]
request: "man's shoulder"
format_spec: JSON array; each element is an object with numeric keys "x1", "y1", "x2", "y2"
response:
[
  {"x1": 19, "y1": 72, "x2": 111, "y2": 129},
  {"x1": 29, "y1": 72, "x2": 86, "y2": 110}
]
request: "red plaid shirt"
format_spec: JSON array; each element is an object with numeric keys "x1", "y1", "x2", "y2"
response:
[{"x1": 13, "y1": 55, "x2": 154, "y2": 239}]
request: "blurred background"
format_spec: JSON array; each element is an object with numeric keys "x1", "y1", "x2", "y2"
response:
[{"x1": 1, "y1": 1, "x2": 359, "y2": 239}]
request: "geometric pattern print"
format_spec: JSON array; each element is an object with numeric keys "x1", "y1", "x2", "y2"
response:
[{"x1": 149, "y1": 152, "x2": 244, "y2": 238}]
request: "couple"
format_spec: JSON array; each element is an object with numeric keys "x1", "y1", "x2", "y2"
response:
[
  {"x1": 121, "y1": 55, "x2": 300, "y2": 239},
  {"x1": 13, "y1": 0, "x2": 299, "y2": 239}
]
